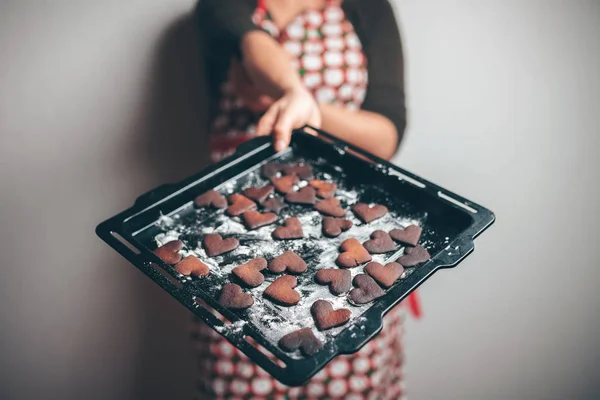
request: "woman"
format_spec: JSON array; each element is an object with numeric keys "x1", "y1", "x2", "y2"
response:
[{"x1": 193, "y1": 0, "x2": 418, "y2": 398}]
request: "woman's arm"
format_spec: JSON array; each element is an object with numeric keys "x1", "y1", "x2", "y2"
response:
[
  {"x1": 239, "y1": 31, "x2": 304, "y2": 100},
  {"x1": 319, "y1": 104, "x2": 398, "y2": 160},
  {"x1": 243, "y1": 31, "x2": 321, "y2": 151},
  {"x1": 198, "y1": 1, "x2": 320, "y2": 150},
  {"x1": 319, "y1": 0, "x2": 406, "y2": 160}
]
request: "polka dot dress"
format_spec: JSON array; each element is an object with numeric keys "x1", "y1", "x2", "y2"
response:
[{"x1": 200, "y1": 1, "x2": 406, "y2": 398}]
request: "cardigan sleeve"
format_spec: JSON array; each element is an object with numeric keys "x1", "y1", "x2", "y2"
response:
[
  {"x1": 345, "y1": 0, "x2": 408, "y2": 145},
  {"x1": 196, "y1": 0, "x2": 261, "y2": 58},
  {"x1": 196, "y1": 0, "x2": 262, "y2": 123}
]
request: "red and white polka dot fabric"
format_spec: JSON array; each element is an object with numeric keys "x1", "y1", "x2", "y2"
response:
[{"x1": 209, "y1": 0, "x2": 368, "y2": 162}]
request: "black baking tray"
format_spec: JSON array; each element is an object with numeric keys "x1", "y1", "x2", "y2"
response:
[{"x1": 96, "y1": 126, "x2": 495, "y2": 386}]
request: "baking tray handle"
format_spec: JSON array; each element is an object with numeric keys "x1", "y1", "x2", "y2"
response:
[{"x1": 297, "y1": 125, "x2": 496, "y2": 242}]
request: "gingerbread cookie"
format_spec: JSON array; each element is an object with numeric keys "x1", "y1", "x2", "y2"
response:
[
  {"x1": 322, "y1": 217, "x2": 353, "y2": 238},
  {"x1": 309, "y1": 180, "x2": 337, "y2": 198},
  {"x1": 363, "y1": 230, "x2": 396, "y2": 254},
  {"x1": 153, "y1": 240, "x2": 184, "y2": 264},
  {"x1": 261, "y1": 162, "x2": 285, "y2": 178},
  {"x1": 268, "y1": 250, "x2": 307, "y2": 274},
  {"x1": 270, "y1": 175, "x2": 299, "y2": 194},
  {"x1": 264, "y1": 275, "x2": 300, "y2": 306},
  {"x1": 351, "y1": 203, "x2": 388, "y2": 223},
  {"x1": 203, "y1": 234, "x2": 239, "y2": 257},
  {"x1": 389, "y1": 225, "x2": 423, "y2": 247},
  {"x1": 232, "y1": 257, "x2": 267, "y2": 287},
  {"x1": 174, "y1": 255, "x2": 210, "y2": 278},
  {"x1": 226, "y1": 193, "x2": 256, "y2": 217},
  {"x1": 364, "y1": 261, "x2": 404, "y2": 288},
  {"x1": 218, "y1": 283, "x2": 254, "y2": 310},
  {"x1": 272, "y1": 217, "x2": 304, "y2": 240},
  {"x1": 242, "y1": 185, "x2": 274, "y2": 204},
  {"x1": 349, "y1": 274, "x2": 386, "y2": 304},
  {"x1": 311, "y1": 300, "x2": 352, "y2": 331},
  {"x1": 336, "y1": 238, "x2": 372, "y2": 268},
  {"x1": 262, "y1": 196, "x2": 288, "y2": 214},
  {"x1": 285, "y1": 186, "x2": 316, "y2": 205},
  {"x1": 278, "y1": 328, "x2": 323, "y2": 356},
  {"x1": 242, "y1": 210, "x2": 277, "y2": 230},
  {"x1": 194, "y1": 189, "x2": 227, "y2": 209},
  {"x1": 315, "y1": 268, "x2": 352, "y2": 295},
  {"x1": 398, "y1": 245, "x2": 431, "y2": 267},
  {"x1": 314, "y1": 197, "x2": 345, "y2": 217},
  {"x1": 283, "y1": 164, "x2": 314, "y2": 180}
]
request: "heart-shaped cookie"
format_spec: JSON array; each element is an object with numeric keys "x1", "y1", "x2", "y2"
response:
[
  {"x1": 351, "y1": 203, "x2": 388, "y2": 223},
  {"x1": 264, "y1": 275, "x2": 300, "y2": 306},
  {"x1": 194, "y1": 189, "x2": 227, "y2": 209},
  {"x1": 349, "y1": 274, "x2": 386, "y2": 304},
  {"x1": 153, "y1": 240, "x2": 184, "y2": 264},
  {"x1": 272, "y1": 217, "x2": 304, "y2": 240},
  {"x1": 389, "y1": 225, "x2": 423, "y2": 247},
  {"x1": 283, "y1": 164, "x2": 314, "y2": 180},
  {"x1": 270, "y1": 175, "x2": 299, "y2": 194},
  {"x1": 202, "y1": 233, "x2": 239, "y2": 257},
  {"x1": 278, "y1": 327, "x2": 323, "y2": 356},
  {"x1": 268, "y1": 250, "x2": 307, "y2": 274},
  {"x1": 174, "y1": 255, "x2": 210, "y2": 278},
  {"x1": 242, "y1": 185, "x2": 274, "y2": 204},
  {"x1": 226, "y1": 193, "x2": 257, "y2": 217},
  {"x1": 314, "y1": 197, "x2": 345, "y2": 217},
  {"x1": 322, "y1": 217, "x2": 353, "y2": 238},
  {"x1": 363, "y1": 230, "x2": 397, "y2": 254},
  {"x1": 398, "y1": 245, "x2": 431, "y2": 267},
  {"x1": 311, "y1": 300, "x2": 352, "y2": 331},
  {"x1": 261, "y1": 162, "x2": 285, "y2": 178},
  {"x1": 336, "y1": 238, "x2": 372, "y2": 268},
  {"x1": 364, "y1": 261, "x2": 404, "y2": 288},
  {"x1": 315, "y1": 268, "x2": 352, "y2": 295},
  {"x1": 285, "y1": 186, "x2": 316, "y2": 205},
  {"x1": 262, "y1": 196, "x2": 288, "y2": 214},
  {"x1": 241, "y1": 210, "x2": 277, "y2": 230},
  {"x1": 232, "y1": 257, "x2": 267, "y2": 287},
  {"x1": 218, "y1": 283, "x2": 254, "y2": 309},
  {"x1": 309, "y1": 180, "x2": 337, "y2": 198}
]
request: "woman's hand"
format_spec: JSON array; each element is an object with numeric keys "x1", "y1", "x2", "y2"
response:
[{"x1": 256, "y1": 85, "x2": 321, "y2": 151}]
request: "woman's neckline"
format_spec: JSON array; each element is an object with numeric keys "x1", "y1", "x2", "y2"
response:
[{"x1": 259, "y1": 0, "x2": 340, "y2": 31}]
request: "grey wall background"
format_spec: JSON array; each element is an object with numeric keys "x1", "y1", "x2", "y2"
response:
[{"x1": 0, "y1": 1, "x2": 598, "y2": 399}]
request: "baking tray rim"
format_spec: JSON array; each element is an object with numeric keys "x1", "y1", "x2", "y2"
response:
[{"x1": 95, "y1": 126, "x2": 496, "y2": 385}]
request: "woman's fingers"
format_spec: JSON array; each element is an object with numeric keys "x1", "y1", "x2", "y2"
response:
[
  {"x1": 273, "y1": 105, "x2": 296, "y2": 151},
  {"x1": 256, "y1": 87, "x2": 320, "y2": 151},
  {"x1": 256, "y1": 102, "x2": 280, "y2": 136}
]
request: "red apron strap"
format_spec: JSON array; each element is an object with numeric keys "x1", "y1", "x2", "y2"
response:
[
  {"x1": 406, "y1": 291, "x2": 422, "y2": 319},
  {"x1": 256, "y1": 0, "x2": 267, "y2": 12}
]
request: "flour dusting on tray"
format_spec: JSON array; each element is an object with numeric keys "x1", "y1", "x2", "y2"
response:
[{"x1": 148, "y1": 155, "x2": 430, "y2": 354}]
